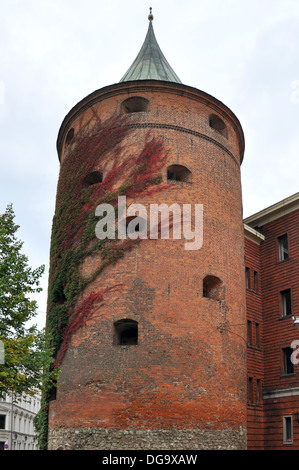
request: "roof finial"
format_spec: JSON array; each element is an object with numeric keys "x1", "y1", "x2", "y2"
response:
[{"x1": 148, "y1": 7, "x2": 154, "y2": 21}]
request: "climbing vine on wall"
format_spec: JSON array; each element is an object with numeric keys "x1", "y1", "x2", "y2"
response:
[{"x1": 38, "y1": 111, "x2": 170, "y2": 448}]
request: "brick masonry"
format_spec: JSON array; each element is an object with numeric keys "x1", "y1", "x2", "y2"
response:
[
  {"x1": 245, "y1": 208, "x2": 299, "y2": 450},
  {"x1": 47, "y1": 80, "x2": 247, "y2": 450}
]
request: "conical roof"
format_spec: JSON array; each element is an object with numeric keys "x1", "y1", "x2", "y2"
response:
[{"x1": 120, "y1": 12, "x2": 181, "y2": 84}]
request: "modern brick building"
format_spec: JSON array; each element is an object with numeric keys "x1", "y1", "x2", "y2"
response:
[
  {"x1": 44, "y1": 11, "x2": 299, "y2": 450},
  {"x1": 244, "y1": 193, "x2": 299, "y2": 450}
]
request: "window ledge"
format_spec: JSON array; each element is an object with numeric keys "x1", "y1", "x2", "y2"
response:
[{"x1": 278, "y1": 315, "x2": 293, "y2": 321}]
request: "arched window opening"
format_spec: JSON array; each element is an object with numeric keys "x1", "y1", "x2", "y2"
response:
[
  {"x1": 65, "y1": 128, "x2": 75, "y2": 145},
  {"x1": 203, "y1": 275, "x2": 225, "y2": 301},
  {"x1": 209, "y1": 114, "x2": 228, "y2": 138},
  {"x1": 114, "y1": 319, "x2": 138, "y2": 345},
  {"x1": 83, "y1": 170, "x2": 103, "y2": 187},
  {"x1": 167, "y1": 164, "x2": 191, "y2": 183},
  {"x1": 121, "y1": 97, "x2": 149, "y2": 114}
]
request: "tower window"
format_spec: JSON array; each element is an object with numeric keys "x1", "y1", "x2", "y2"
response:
[
  {"x1": 203, "y1": 275, "x2": 225, "y2": 301},
  {"x1": 83, "y1": 170, "x2": 103, "y2": 186},
  {"x1": 114, "y1": 319, "x2": 138, "y2": 345},
  {"x1": 121, "y1": 97, "x2": 149, "y2": 114},
  {"x1": 167, "y1": 165, "x2": 191, "y2": 183},
  {"x1": 209, "y1": 114, "x2": 228, "y2": 138}
]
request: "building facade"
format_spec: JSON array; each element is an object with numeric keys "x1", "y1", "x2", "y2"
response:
[
  {"x1": 245, "y1": 193, "x2": 299, "y2": 450},
  {"x1": 0, "y1": 392, "x2": 41, "y2": 450}
]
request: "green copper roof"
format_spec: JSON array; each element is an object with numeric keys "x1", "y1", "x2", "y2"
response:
[{"x1": 120, "y1": 14, "x2": 182, "y2": 84}]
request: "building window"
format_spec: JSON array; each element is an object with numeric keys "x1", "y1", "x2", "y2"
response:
[
  {"x1": 209, "y1": 114, "x2": 228, "y2": 138},
  {"x1": 245, "y1": 267, "x2": 250, "y2": 289},
  {"x1": 283, "y1": 416, "x2": 293, "y2": 444},
  {"x1": 256, "y1": 379, "x2": 262, "y2": 404},
  {"x1": 121, "y1": 97, "x2": 149, "y2": 114},
  {"x1": 278, "y1": 234, "x2": 289, "y2": 261},
  {"x1": 247, "y1": 321, "x2": 252, "y2": 346},
  {"x1": 167, "y1": 164, "x2": 191, "y2": 183},
  {"x1": 253, "y1": 271, "x2": 258, "y2": 292},
  {"x1": 248, "y1": 377, "x2": 254, "y2": 404},
  {"x1": 283, "y1": 347, "x2": 294, "y2": 375},
  {"x1": 255, "y1": 322, "x2": 260, "y2": 348},
  {"x1": 203, "y1": 275, "x2": 225, "y2": 301},
  {"x1": 281, "y1": 289, "x2": 292, "y2": 317},
  {"x1": 114, "y1": 319, "x2": 138, "y2": 345},
  {"x1": 0, "y1": 415, "x2": 5, "y2": 430}
]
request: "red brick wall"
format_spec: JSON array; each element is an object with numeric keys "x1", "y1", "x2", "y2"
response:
[
  {"x1": 245, "y1": 208, "x2": 299, "y2": 450},
  {"x1": 48, "y1": 81, "x2": 247, "y2": 449},
  {"x1": 244, "y1": 236, "x2": 265, "y2": 449},
  {"x1": 259, "y1": 209, "x2": 299, "y2": 449}
]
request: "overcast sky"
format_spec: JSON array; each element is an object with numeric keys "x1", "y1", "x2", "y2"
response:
[{"x1": 1, "y1": 0, "x2": 298, "y2": 328}]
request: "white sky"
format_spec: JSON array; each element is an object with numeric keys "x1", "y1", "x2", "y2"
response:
[{"x1": 1, "y1": 0, "x2": 299, "y2": 328}]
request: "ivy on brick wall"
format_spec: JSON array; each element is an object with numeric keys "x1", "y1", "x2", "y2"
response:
[{"x1": 37, "y1": 112, "x2": 170, "y2": 449}]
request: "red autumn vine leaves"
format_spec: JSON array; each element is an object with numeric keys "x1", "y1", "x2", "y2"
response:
[{"x1": 48, "y1": 111, "x2": 170, "y2": 366}]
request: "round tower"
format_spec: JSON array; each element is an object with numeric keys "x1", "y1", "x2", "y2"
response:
[{"x1": 45, "y1": 12, "x2": 247, "y2": 450}]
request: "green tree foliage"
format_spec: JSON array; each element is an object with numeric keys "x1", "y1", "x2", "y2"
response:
[{"x1": 0, "y1": 204, "x2": 54, "y2": 398}]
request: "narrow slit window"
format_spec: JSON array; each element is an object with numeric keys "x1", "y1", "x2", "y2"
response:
[
  {"x1": 247, "y1": 321, "x2": 252, "y2": 346},
  {"x1": 278, "y1": 234, "x2": 289, "y2": 261},
  {"x1": 283, "y1": 347, "x2": 294, "y2": 375},
  {"x1": 281, "y1": 289, "x2": 292, "y2": 317},
  {"x1": 114, "y1": 319, "x2": 138, "y2": 345},
  {"x1": 255, "y1": 323, "x2": 260, "y2": 348},
  {"x1": 253, "y1": 271, "x2": 258, "y2": 292},
  {"x1": 248, "y1": 377, "x2": 254, "y2": 404},
  {"x1": 245, "y1": 267, "x2": 250, "y2": 289},
  {"x1": 283, "y1": 416, "x2": 293, "y2": 444},
  {"x1": 256, "y1": 379, "x2": 262, "y2": 404}
]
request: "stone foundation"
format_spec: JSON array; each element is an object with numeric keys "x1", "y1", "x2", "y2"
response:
[{"x1": 48, "y1": 427, "x2": 247, "y2": 450}]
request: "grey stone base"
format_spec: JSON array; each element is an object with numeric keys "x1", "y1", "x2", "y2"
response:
[{"x1": 48, "y1": 427, "x2": 247, "y2": 450}]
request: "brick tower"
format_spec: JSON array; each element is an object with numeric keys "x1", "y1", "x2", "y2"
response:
[{"x1": 45, "y1": 11, "x2": 247, "y2": 450}]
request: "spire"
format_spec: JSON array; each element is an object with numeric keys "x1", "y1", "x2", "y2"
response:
[{"x1": 120, "y1": 9, "x2": 182, "y2": 84}]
